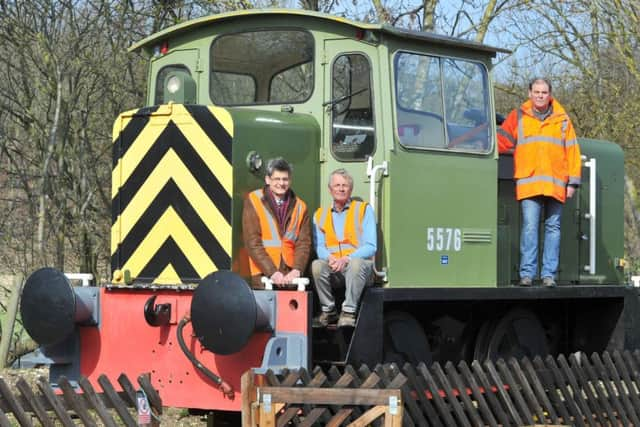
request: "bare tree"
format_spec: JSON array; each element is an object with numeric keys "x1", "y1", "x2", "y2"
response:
[{"x1": 0, "y1": 0, "x2": 150, "y2": 278}]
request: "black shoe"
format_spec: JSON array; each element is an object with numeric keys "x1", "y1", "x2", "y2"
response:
[{"x1": 312, "y1": 310, "x2": 339, "y2": 328}]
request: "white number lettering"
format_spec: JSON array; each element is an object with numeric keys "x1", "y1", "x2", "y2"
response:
[
  {"x1": 426, "y1": 227, "x2": 462, "y2": 252},
  {"x1": 454, "y1": 229, "x2": 462, "y2": 251},
  {"x1": 436, "y1": 227, "x2": 444, "y2": 250},
  {"x1": 427, "y1": 228, "x2": 434, "y2": 251}
]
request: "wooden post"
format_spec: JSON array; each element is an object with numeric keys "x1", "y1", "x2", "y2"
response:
[
  {"x1": 0, "y1": 274, "x2": 23, "y2": 367},
  {"x1": 387, "y1": 402, "x2": 403, "y2": 427},
  {"x1": 258, "y1": 395, "x2": 276, "y2": 427},
  {"x1": 241, "y1": 370, "x2": 257, "y2": 427}
]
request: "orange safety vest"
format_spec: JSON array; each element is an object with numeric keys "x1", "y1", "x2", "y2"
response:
[
  {"x1": 247, "y1": 189, "x2": 307, "y2": 276},
  {"x1": 497, "y1": 99, "x2": 581, "y2": 202},
  {"x1": 314, "y1": 200, "x2": 367, "y2": 257}
]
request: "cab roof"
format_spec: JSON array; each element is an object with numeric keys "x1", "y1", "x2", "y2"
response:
[{"x1": 129, "y1": 8, "x2": 510, "y2": 56}]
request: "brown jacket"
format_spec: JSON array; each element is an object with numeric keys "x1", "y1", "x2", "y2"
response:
[{"x1": 242, "y1": 187, "x2": 311, "y2": 286}]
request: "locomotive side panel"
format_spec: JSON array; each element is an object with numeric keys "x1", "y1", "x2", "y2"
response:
[
  {"x1": 385, "y1": 47, "x2": 498, "y2": 287},
  {"x1": 576, "y1": 139, "x2": 625, "y2": 284}
]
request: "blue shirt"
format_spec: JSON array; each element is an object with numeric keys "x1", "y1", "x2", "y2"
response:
[{"x1": 313, "y1": 199, "x2": 377, "y2": 260}]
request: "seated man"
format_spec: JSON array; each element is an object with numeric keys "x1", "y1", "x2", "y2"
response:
[
  {"x1": 312, "y1": 168, "x2": 376, "y2": 328},
  {"x1": 242, "y1": 157, "x2": 311, "y2": 288}
]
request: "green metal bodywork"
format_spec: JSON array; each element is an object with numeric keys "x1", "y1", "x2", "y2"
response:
[
  {"x1": 388, "y1": 149, "x2": 497, "y2": 287},
  {"x1": 576, "y1": 139, "x2": 624, "y2": 284},
  {"x1": 133, "y1": 9, "x2": 624, "y2": 289}
]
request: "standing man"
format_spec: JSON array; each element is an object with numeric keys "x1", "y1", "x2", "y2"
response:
[
  {"x1": 498, "y1": 77, "x2": 581, "y2": 287},
  {"x1": 312, "y1": 169, "x2": 377, "y2": 328},
  {"x1": 242, "y1": 157, "x2": 311, "y2": 288}
]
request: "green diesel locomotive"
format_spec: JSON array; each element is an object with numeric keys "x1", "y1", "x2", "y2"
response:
[{"x1": 19, "y1": 8, "x2": 639, "y2": 415}]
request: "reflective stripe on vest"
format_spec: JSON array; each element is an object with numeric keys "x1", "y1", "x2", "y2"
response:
[
  {"x1": 516, "y1": 175, "x2": 568, "y2": 202},
  {"x1": 248, "y1": 189, "x2": 306, "y2": 275},
  {"x1": 516, "y1": 109, "x2": 524, "y2": 144},
  {"x1": 284, "y1": 202, "x2": 304, "y2": 241},
  {"x1": 315, "y1": 200, "x2": 367, "y2": 257},
  {"x1": 249, "y1": 189, "x2": 281, "y2": 247}
]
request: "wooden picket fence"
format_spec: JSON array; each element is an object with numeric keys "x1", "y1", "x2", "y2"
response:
[
  {"x1": 0, "y1": 372, "x2": 161, "y2": 426},
  {"x1": 242, "y1": 350, "x2": 640, "y2": 427},
  {"x1": 2, "y1": 350, "x2": 640, "y2": 425}
]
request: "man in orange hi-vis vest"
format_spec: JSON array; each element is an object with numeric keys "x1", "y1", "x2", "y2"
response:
[
  {"x1": 312, "y1": 169, "x2": 377, "y2": 328},
  {"x1": 242, "y1": 157, "x2": 311, "y2": 288},
  {"x1": 498, "y1": 77, "x2": 581, "y2": 288}
]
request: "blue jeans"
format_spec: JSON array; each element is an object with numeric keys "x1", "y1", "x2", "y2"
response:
[{"x1": 520, "y1": 196, "x2": 563, "y2": 279}]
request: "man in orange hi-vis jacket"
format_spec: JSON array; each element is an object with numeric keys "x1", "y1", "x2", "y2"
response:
[
  {"x1": 311, "y1": 169, "x2": 377, "y2": 328},
  {"x1": 242, "y1": 157, "x2": 311, "y2": 288},
  {"x1": 497, "y1": 77, "x2": 581, "y2": 288}
]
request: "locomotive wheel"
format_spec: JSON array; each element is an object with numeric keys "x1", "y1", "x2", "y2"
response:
[
  {"x1": 473, "y1": 307, "x2": 549, "y2": 361},
  {"x1": 383, "y1": 311, "x2": 432, "y2": 365}
]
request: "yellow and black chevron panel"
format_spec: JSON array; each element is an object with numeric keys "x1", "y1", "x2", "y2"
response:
[{"x1": 110, "y1": 104, "x2": 233, "y2": 285}]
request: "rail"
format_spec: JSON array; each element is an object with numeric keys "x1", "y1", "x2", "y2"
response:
[{"x1": 367, "y1": 155, "x2": 389, "y2": 282}]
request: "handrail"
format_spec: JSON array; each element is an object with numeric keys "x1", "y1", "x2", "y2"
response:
[
  {"x1": 65, "y1": 272, "x2": 94, "y2": 287},
  {"x1": 261, "y1": 276, "x2": 309, "y2": 291},
  {"x1": 583, "y1": 157, "x2": 596, "y2": 274},
  {"x1": 366, "y1": 156, "x2": 389, "y2": 282},
  {"x1": 366, "y1": 156, "x2": 388, "y2": 214}
]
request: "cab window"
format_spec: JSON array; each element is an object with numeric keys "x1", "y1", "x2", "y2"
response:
[
  {"x1": 395, "y1": 52, "x2": 491, "y2": 154},
  {"x1": 330, "y1": 54, "x2": 375, "y2": 161},
  {"x1": 210, "y1": 30, "x2": 313, "y2": 105}
]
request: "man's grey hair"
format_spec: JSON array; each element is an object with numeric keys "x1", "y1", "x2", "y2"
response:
[
  {"x1": 329, "y1": 168, "x2": 353, "y2": 188},
  {"x1": 529, "y1": 77, "x2": 552, "y2": 93},
  {"x1": 266, "y1": 157, "x2": 292, "y2": 177}
]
